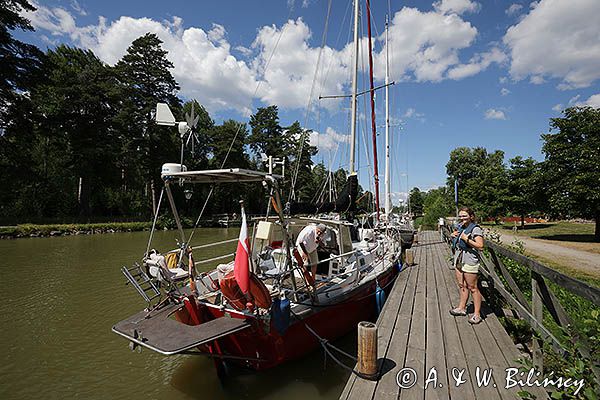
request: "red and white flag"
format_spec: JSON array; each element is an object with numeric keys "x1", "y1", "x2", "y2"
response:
[{"x1": 234, "y1": 206, "x2": 250, "y2": 293}]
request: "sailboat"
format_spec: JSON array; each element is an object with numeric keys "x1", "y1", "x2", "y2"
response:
[{"x1": 112, "y1": 0, "x2": 404, "y2": 375}]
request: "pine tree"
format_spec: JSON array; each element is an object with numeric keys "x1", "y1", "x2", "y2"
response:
[{"x1": 114, "y1": 33, "x2": 181, "y2": 216}]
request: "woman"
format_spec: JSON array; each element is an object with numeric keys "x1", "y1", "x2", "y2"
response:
[{"x1": 450, "y1": 207, "x2": 485, "y2": 324}]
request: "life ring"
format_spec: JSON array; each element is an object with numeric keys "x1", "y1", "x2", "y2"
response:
[{"x1": 219, "y1": 272, "x2": 272, "y2": 310}]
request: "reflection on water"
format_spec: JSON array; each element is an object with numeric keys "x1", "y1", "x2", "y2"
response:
[{"x1": 0, "y1": 229, "x2": 353, "y2": 400}]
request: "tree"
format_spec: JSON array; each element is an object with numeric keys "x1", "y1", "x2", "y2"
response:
[
  {"x1": 507, "y1": 156, "x2": 544, "y2": 227},
  {"x1": 287, "y1": 121, "x2": 317, "y2": 202},
  {"x1": 181, "y1": 99, "x2": 213, "y2": 170},
  {"x1": 541, "y1": 106, "x2": 600, "y2": 241},
  {"x1": 115, "y1": 33, "x2": 181, "y2": 216},
  {"x1": 32, "y1": 45, "x2": 121, "y2": 217},
  {"x1": 0, "y1": 0, "x2": 44, "y2": 127},
  {"x1": 409, "y1": 187, "x2": 424, "y2": 216},
  {"x1": 206, "y1": 120, "x2": 257, "y2": 214},
  {"x1": 248, "y1": 105, "x2": 288, "y2": 159},
  {"x1": 446, "y1": 147, "x2": 509, "y2": 220},
  {"x1": 422, "y1": 187, "x2": 453, "y2": 228}
]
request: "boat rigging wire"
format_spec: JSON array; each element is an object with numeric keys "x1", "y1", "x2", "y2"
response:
[
  {"x1": 146, "y1": 187, "x2": 165, "y2": 255},
  {"x1": 289, "y1": 0, "x2": 333, "y2": 202},
  {"x1": 186, "y1": 6, "x2": 295, "y2": 245}
]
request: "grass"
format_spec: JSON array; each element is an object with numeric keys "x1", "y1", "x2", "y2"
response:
[
  {"x1": 523, "y1": 251, "x2": 600, "y2": 287},
  {"x1": 498, "y1": 221, "x2": 600, "y2": 255}
]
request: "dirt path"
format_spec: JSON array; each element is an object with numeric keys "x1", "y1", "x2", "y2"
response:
[{"x1": 495, "y1": 232, "x2": 600, "y2": 279}]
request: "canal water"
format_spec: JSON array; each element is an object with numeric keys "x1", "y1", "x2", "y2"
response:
[{"x1": 0, "y1": 229, "x2": 354, "y2": 399}]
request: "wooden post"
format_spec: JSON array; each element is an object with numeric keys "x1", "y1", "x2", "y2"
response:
[
  {"x1": 405, "y1": 249, "x2": 415, "y2": 266},
  {"x1": 531, "y1": 273, "x2": 544, "y2": 373},
  {"x1": 357, "y1": 321, "x2": 378, "y2": 380}
]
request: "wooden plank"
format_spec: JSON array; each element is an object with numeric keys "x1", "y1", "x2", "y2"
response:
[
  {"x1": 424, "y1": 237, "x2": 452, "y2": 400},
  {"x1": 485, "y1": 241, "x2": 600, "y2": 306},
  {"x1": 371, "y1": 252, "x2": 421, "y2": 400},
  {"x1": 445, "y1": 233, "x2": 548, "y2": 399},
  {"x1": 431, "y1": 235, "x2": 477, "y2": 399},
  {"x1": 437, "y1": 239, "x2": 503, "y2": 400},
  {"x1": 399, "y1": 240, "x2": 428, "y2": 400},
  {"x1": 343, "y1": 257, "x2": 415, "y2": 400}
]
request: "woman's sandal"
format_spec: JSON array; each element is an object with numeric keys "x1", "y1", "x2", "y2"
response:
[
  {"x1": 449, "y1": 307, "x2": 467, "y2": 316},
  {"x1": 468, "y1": 314, "x2": 482, "y2": 324}
]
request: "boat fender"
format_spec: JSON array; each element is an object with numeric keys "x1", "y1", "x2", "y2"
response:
[
  {"x1": 271, "y1": 297, "x2": 291, "y2": 335},
  {"x1": 375, "y1": 282, "x2": 386, "y2": 315}
]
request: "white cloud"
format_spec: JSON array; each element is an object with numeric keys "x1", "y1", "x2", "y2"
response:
[
  {"x1": 447, "y1": 47, "x2": 506, "y2": 80},
  {"x1": 310, "y1": 127, "x2": 350, "y2": 152},
  {"x1": 499, "y1": 76, "x2": 508, "y2": 84},
  {"x1": 24, "y1": 1, "x2": 492, "y2": 116},
  {"x1": 70, "y1": 0, "x2": 87, "y2": 16},
  {"x1": 552, "y1": 104, "x2": 562, "y2": 112},
  {"x1": 503, "y1": 0, "x2": 600, "y2": 90},
  {"x1": 390, "y1": 192, "x2": 408, "y2": 205},
  {"x1": 500, "y1": 88, "x2": 510, "y2": 96},
  {"x1": 25, "y1": 2, "x2": 259, "y2": 115},
  {"x1": 484, "y1": 108, "x2": 507, "y2": 120},
  {"x1": 402, "y1": 107, "x2": 426, "y2": 122},
  {"x1": 433, "y1": 0, "x2": 481, "y2": 15},
  {"x1": 570, "y1": 93, "x2": 600, "y2": 108},
  {"x1": 568, "y1": 95, "x2": 581, "y2": 105},
  {"x1": 530, "y1": 75, "x2": 545, "y2": 84},
  {"x1": 505, "y1": 4, "x2": 523, "y2": 16},
  {"x1": 251, "y1": 18, "x2": 348, "y2": 111},
  {"x1": 375, "y1": 7, "x2": 478, "y2": 82},
  {"x1": 582, "y1": 94, "x2": 600, "y2": 108}
]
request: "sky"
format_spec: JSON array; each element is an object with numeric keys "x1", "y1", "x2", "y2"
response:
[{"x1": 14, "y1": 0, "x2": 600, "y2": 205}]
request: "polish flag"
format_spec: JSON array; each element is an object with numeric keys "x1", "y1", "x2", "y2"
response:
[{"x1": 234, "y1": 207, "x2": 250, "y2": 293}]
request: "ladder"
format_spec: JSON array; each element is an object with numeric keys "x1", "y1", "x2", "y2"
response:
[{"x1": 122, "y1": 263, "x2": 161, "y2": 305}]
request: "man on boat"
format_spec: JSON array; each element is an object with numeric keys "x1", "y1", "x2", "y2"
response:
[{"x1": 296, "y1": 223, "x2": 327, "y2": 283}]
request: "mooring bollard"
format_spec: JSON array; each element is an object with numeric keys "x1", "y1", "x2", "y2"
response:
[{"x1": 357, "y1": 321, "x2": 378, "y2": 380}]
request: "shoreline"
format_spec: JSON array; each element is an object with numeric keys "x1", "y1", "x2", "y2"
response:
[{"x1": 0, "y1": 222, "x2": 153, "y2": 239}]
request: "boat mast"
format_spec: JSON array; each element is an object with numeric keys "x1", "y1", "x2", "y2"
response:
[
  {"x1": 349, "y1": 0, "x2": 359, "y2": 176},
  {"x1": 366, "y1": 0, "x2": 380, "y2": 221},
  {"x1": 384, "y1": 16, "x2": 391, "y2": 219}
]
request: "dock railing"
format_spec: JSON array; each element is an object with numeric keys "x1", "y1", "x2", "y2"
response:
[{"x1": 441, "y1": 224, "x2": 600, "y2": 385}]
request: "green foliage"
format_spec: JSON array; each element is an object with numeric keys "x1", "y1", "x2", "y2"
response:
[
  {"x1": 0, "y1": 222, "x2": 152, "y2": 237},
  {"x1": 114, "y1": 33, "x2": 182, "y2": 215},
  {"x1": 485, "y1": 247, "x2": 600, "y2": 398},
  {"x1": 287, "y1": 121, "x2": 317, "y2": 202},
  {"x1": 0, "y1": 0, "x2": 45, "y2": 126},
  {"x1": 507, "y1": 156, "x2": 546, "y2": 226},
  {"x1": 409, "y1": 187, "x2": 424, "y2": 215},
  {"x1": 446, "y1": 147, "x2": 509, "y2": 220},
  {"x1": 541, "y1": 107, "x2": 600, "y2": 240},
  {"x1": 422, "y1": 186, "x2": 453, "y2": 228},
  {"x1": 248, "y1": 105, "x2": 288, "y2": 159}
]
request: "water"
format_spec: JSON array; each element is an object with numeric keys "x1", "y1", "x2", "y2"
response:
[{"x1": 0, "y1": 229, "x2": 353, "y2": 399}]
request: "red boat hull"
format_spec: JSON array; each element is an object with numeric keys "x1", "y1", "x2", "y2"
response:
[{"x1": 178, "y1": 265, "x2": 399, "y2": 371}]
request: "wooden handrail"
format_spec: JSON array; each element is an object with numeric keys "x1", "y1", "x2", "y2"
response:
[{"x1": 485, "y1": 240, "x2": 600, "y2": 306}]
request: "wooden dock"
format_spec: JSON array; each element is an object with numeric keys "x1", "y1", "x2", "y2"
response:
[{"x1": 340, "y1": 231, "x2": 548, "y2": 400}]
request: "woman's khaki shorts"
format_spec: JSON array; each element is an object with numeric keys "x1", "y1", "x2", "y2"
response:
[{"x1": 459, "y1": 263, "x2": 480, "y2": 274}]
